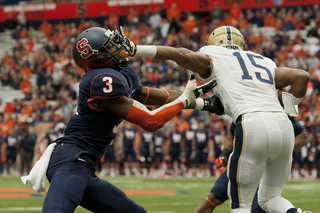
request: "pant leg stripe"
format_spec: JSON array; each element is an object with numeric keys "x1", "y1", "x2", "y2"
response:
[{"x1": 229, "y1": 115, "x2": 244, "y2": 209}]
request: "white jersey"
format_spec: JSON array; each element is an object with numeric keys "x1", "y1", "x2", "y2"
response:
[{"x1": 198, "y1": 45, "x2": 283, "y2": 122}]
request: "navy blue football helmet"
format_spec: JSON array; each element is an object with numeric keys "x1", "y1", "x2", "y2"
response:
[{"x1": 72, "y1": 27, "x2": 131, "y2": 72}]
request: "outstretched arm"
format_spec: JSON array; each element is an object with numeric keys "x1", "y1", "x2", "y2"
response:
[
  {"x1": 97, "y1": 75, "x2": 216, "y2": 132},
  {"x1": 134, "y1": 45, "x2": 212, "y2": 78}
]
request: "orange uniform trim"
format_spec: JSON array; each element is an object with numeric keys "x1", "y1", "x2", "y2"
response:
[
  {"x1": 206, "y1": 197, "x2": 216, "y2": 207},
  {"x1": 142, "y1": 86, "x2": 150, "y2": 105},
  {"x1": 163, "y1": 90, "x2": 170, "y2": 105},
  {"x1": 125, "y1": 101, "x2": 184, "y2": 132}
]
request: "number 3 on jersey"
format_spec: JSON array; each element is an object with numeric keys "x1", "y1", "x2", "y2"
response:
[
  {"x1": 233, "y1": 52, "x2": 273, "y2": 85},
  {"x1": 102, "y1": 77, "x2": 113, "y2": 93}
]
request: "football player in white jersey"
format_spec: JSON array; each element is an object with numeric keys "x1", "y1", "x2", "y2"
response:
[{"x1": 126, "y1": 26, "x2": 310, "y2": 213}]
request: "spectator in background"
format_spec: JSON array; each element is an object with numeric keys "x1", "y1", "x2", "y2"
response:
[
  {"x1": 19, "y1": 27, "x2": 29, "y2": 38},
  {"x1": 159, "y1": 4, "x2": 167, "y2": 19},
  {"x1": 245, "y1": 8, "x2": 256, "y2": 25},
  {"x1": 237, "y1": 13, "x2": 248, "y2": 30},
  {"x1": 169, "y1": 17, "x2": 181, "y2": 34},
  {"x1": 3, "y1": 128, "x2": 19, "y2": 176},
  {"x1": 307, "y1": 21, "x2": 319, "y2": 38},
  {"x1": 108, "y1": 11, "x2": 119, "y2": 27},
  {"x1": 255, "y1": 10, "x2": 264, "y2": 27},
  {"x1": 209, "y1": 1, "x2": 223, "y2": 25},
  {"x1": 229, "y1": 2, "x2": 242, "y2": 21},
  {"x1": 38, "y1": 19, "x2": 53, "y2": 38},
  {"x1": 20, "y1": 100, "x2": 33, "y2": 123},
  {"x1": 264, "y1": 12, "x2": 275, "y2": 27},
  {"x1": 1, "y1": 113, "x2": 14, "y2": 137},
  {"x1": 222, "y1": 12, "x2": 234, "y2": 27},
  {"x1": 19, "y1": 126, "x2": 36, "y2": 175},
  {"x1": 148, "y1": 8, "x2": 161, "y2": 30},
  {"x1": 77, "y1": 19, "x2": 88, "y2": 32},
  {"x1": 283, "y1": 11, "x2": 295, "y2": 30},
  {"x1": 159, "y1": 18, "x2": 171, "y2": 40},
  {"x1": 3, "y1": 99, "x2": 15, "y2": 115},
  {"x1": 19, "y1": 75, "x2": 32, "y2": 95},
  {"x1": 4, "y1": 13, "x2": 18, "y2": 31},
  {"x1": 127, "y1": 8, "x2": 139, "y2": 25},
  {"x1": 182, "y1": 15, "x2": 197, "y2": 34},
  {"x1": 167, "y1": 3, "x2": 181, "y2": 21},
  {"x1": 17, "y1": 11, "x2": 27, "y2": 28}
]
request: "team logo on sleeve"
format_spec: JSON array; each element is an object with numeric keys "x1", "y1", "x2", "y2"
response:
[{"x1": 76, "y1": 38, "x2": 93, "y2": 59}]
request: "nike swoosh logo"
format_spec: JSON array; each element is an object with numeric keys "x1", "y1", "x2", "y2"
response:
[
  {"x1": 78, "y1": 157, "x2": 86, "y2": 162},
  {"x1": 132, "y1": 89, "x2": 136, "y2": 94}
]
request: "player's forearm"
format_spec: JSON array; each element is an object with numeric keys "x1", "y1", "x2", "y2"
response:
[
  {"x1": 275, "y1": 67, "x2": 309, "y2": 98},
  {"x1": 293, "y1": 132, "x2": 309, "y2": 150},
  {"x1": 224, "y1": 132, "x2": 234, "y2": 152},
  {"x1": 135, "y1": 45, "x2": 211, "y2": 77},
  {"x1": 290, "y1": 70, "x2": 310, "y2": 99},
  {"x1": 140, "y1": 87, "x2": 181, "y2": 105},
  {"x1": 138, "y1": 87, "x2": 199, "y2": 109},
  {"x1": 125, "y1": 98, "x2": 185, "y2": 132}
]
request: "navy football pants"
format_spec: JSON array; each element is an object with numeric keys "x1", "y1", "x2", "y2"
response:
[
  {"x1": 211, "y1": 170, "x2": 266, "y2": 213},
  {"x1": 43, "y1": 143, "x2": 146, "y2": 213}
]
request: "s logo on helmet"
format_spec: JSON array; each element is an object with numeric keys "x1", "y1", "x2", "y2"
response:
[{"x1": 76, "y1": 38, "x2": 93, "y2": 59}]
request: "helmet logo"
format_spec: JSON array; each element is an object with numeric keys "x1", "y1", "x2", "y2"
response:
[{"x1": 76, "y1": 38, "x2": 93, "y2": 59}]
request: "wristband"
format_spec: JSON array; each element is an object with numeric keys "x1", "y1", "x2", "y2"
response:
[
  {"x1": 195, "y1": 98, "x2": 205, "y2": 109},
  {"x1": 135, "y1": 45, "x2": 157, "y2": 58}
]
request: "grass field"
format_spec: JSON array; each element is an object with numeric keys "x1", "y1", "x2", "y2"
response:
[{"x1": 0, "y1": 175, "x2": 319, "y2": 213}]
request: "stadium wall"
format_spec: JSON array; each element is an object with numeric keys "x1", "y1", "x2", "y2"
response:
[{"x1": 0, "y1": 0, "x2": 318, "y2": 23}]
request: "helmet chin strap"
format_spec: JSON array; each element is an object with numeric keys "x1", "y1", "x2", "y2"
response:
[{"x1": 111, "y1": 57, "x2": 129, "y2": 70}]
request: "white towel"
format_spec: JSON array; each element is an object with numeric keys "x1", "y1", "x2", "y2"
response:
[{"x1": 21, "y1": 142, "x2": 57, "y2": 193}]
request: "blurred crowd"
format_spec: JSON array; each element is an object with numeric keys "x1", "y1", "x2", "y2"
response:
[{"x1": 0, "y1": 2, "x2": 320, "y2": 179}]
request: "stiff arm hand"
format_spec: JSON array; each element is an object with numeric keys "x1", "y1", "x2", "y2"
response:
[{"x1": 180, "y1": 74, "x2": 217, "y2": 107}]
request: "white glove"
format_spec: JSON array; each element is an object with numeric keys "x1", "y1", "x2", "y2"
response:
[
  {"x1": 282, "y1": 91, "x2": 299, "y2": 116},
  {"x1": 179, "y1": 74, "x2": 217, "y2": 107},
  {"x1": 119, "y1": 26, "x2": 136, "y2": 57}
]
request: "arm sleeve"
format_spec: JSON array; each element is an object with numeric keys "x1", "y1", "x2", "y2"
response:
[{"x1": 125, "y1": 98, "x2": 184, "y2": 132}]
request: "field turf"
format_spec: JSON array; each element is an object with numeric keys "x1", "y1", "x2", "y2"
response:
[{"x1": 0, "y1": 175, "x2": 319, "y2": 212}]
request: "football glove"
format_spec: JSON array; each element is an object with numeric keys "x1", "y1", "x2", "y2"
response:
[
  {"x1": 202, "y1": 95, "x2": 224, "y2": 115},
  {"x1": 119, "y1": 26, "x2": 136, "y2": 57},
  {"x1": 180, "y1": 74, "x2": 217, "y2": 107},
  {"x1": 214, "y1": 148, "x2": 231, "y2": 169}
]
